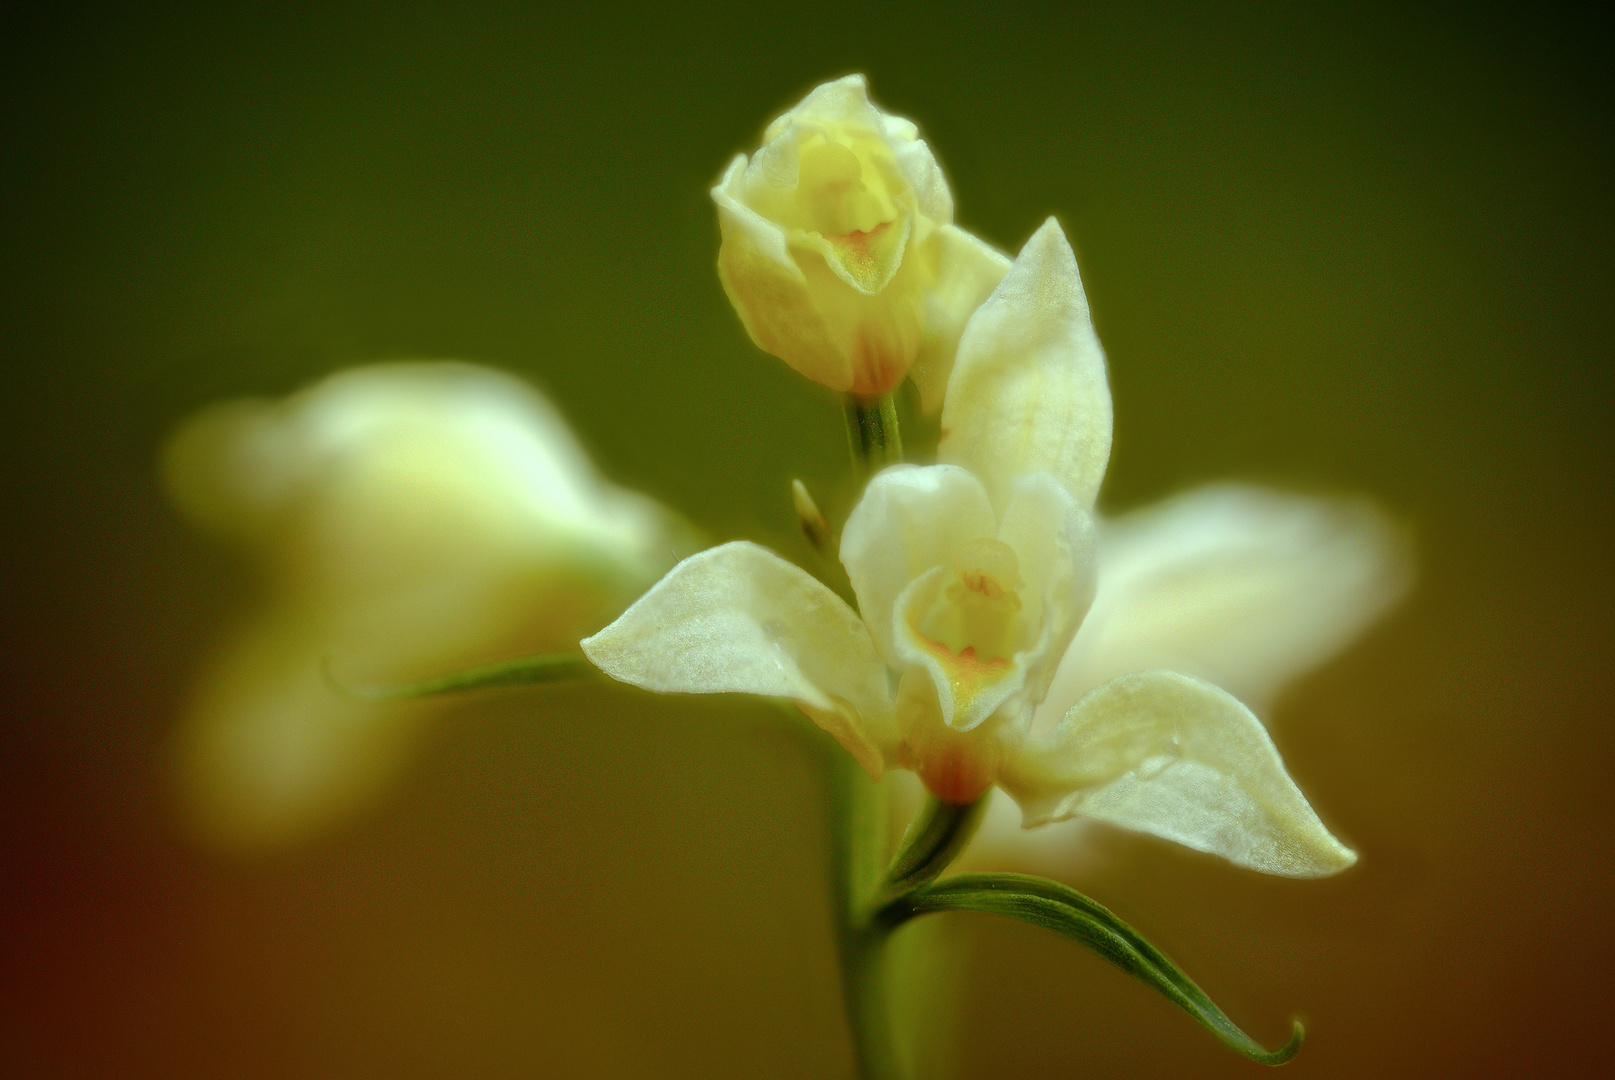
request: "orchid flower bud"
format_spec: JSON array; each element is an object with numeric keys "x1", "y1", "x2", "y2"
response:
[{"x1": 713, "y1": 75, "x2": 1008, "y2": 407}]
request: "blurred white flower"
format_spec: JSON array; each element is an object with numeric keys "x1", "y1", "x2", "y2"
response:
[
  {"x1": 714, "y1": 74, "x2": 1008, "y2": 405},
  {"x1": 164, "y1": 362, "x2": 692, "y2": 849},
  {"x1": 587, "y1": 220, "x2": 1385, "y2": 878}
]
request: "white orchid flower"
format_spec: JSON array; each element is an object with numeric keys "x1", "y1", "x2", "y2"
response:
[
  {"x1": 959, "y1": 482, "x2": 1411, "y2": 874},
  {"x1": 164, "y1": 362, "x2": 692, "y2": 849},
  {"x1": 714, "y1": 74, "x2": 1008, "y2": 405},
  {"x1": 586, "y1": 219, "x2": 1359, "y2": 878}
]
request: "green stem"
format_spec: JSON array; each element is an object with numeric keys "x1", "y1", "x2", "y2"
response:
[
  {"x1": 827, "y1": 746, "x2": 900, "y2": 1080},
  {"x1": 844, "y1": 394, "x2": 904, "y2": 474},
  {"x1": 321, "y1": 652, "x2": 589, "y2": 701},
  {"x1": 830, "y1": 388, "x2": 912, "y2": 1078}
]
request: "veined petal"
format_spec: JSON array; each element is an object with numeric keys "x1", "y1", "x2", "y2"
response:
[
  {"x1": 1003, "y1": 670, "x2": 1357, "y2": 878},
  {"x1": 1034, "y1": 485, "x2": 1412, "y2": 731},
  {"x1": 939, "y1": 218, "x2": 1112, "y2": 511},
  {"x1": 841, "y1": 465, "x2": 997, "y2": 664},
  {"x1": 713, "y1": 154, "x2": 799, "y2": 277},
  {"x1": 886, "y1": 126, "x2": 952, "y2": 226},
  {"x1": 581, "y1": 541, "x2": 896, "y2": 775},
  {"x1": 909, "y1": 225, "x2": 1013, "y2": 414}
]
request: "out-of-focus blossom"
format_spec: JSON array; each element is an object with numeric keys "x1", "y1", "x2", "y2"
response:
[
  {"x1": 163, "y1": 362, "x2": 692, "y2": 849},
  {"x1": 713, "y1": 74, "x2": 1008, "y2": 405},
  {"x1": 585, "y1": 220, "x2": 1372, "y2": 878}
]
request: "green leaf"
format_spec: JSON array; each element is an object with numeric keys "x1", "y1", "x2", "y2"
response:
[
  {"x1": 321, "y1": 653, "x2": 592, "y2": 701},
  {"x1": 887, "y1": 872, "x2": 1304, "y2": 1066}
]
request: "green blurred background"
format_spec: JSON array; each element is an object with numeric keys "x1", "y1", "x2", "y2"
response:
[{"x1": 3, "y1": 1, "x2": 1611, "y2": 1076}]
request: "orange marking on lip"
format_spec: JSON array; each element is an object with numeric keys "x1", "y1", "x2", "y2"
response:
[
  {"x1": 915, "y1": 634, "x2": 1014, "y2": 710},
  {"x1": 828, "y1": 219, "x2": 891, "y2": 250},
  {"x1": 827, "y1": 219, "x2": 892, "y2": 276}
]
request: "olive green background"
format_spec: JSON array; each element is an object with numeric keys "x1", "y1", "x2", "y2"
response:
[{"x1": 3, "y1": 2, "x2": 1611, "y2": 1076}]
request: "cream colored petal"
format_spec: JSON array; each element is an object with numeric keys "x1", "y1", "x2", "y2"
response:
[
  {"x1": 1004, "y1": 670, "x2": 1357, "y2": 878},
  {"x1": 760, "y1": 74, "x2": 884, "y2": 145},
  {"x1": 909, "y1": 225, "x2": 1013, "y2": 414},
  {"x1": 994, "y1": 473, "x2": 1098, "y2": 703},
  {"x1": 884, "y1": 126, "x2": 952, "y2": 226},
  {"x1": 163, "y1": 362, "x2": 690, "y2": 593},
  {"x1": 1035, "y1": 485, "x2": 1412, "y2": 733},
  {"x1": 164, "y1": 362, "x2": 696, "y2": 847},
  {"x1": 581, "y1": 541, "x2": 896, "y2": 775},
  {"x1": 714, "y1": 158, "x2": 857, "y2": 392},
  {"x1": 177, "y1": 616, "x2": 436, "y2": 851},
  {"x1": 758, "y1": 75, "x2": 948, "y2": 226},
  {"x1": 939, "y1": 218, "x2": 1112, "y2": 511},
  {"x1": 840, "y1": 464, "x2": 997, "y2": 664},
  {"x1": 712, "y1": 154, "x2": 798, "y2": 275}
]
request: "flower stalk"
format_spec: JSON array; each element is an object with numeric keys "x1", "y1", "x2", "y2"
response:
[
  {"x1": 832, "y1": 384, "x2": 907, "y2": 1078},
  {"x1": 844, "y1": 394, "x2": 904, "y2": 474},
  {"x1": 826, "y1": 749, "x2": 900, "y2": 1080}
]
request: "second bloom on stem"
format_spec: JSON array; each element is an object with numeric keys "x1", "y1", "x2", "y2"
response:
[{"x1": 586, "y1": 219, "x2": 1355, "y2": 879}]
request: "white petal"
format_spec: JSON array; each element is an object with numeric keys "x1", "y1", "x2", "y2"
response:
[
  {"x1": 939, "y1": 218, "x2": 1112, "y2": 510},
  {"x1": 162, "y1": 362, "x2": 690, "y2": 593},
  {"x1": 1035, "y1": 485, "x2": 1412, "y2": 732},
  {"x1": 1003, "y1": 670, "x2": 1357, "y2": 878},
  {"x1": 840, "y1": 465, "x2": 997, "y2": 665},
  {"x1": 909, "y1": 225, "x2": 1013, "y2": 414},
  {"x1": 994, "y1": 473, "x2": 1098, "y2": 704},
  {"x1": 581, "y1": 542, "x2": 896, "y2": 775}
]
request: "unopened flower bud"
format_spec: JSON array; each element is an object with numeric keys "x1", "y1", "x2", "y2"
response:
[
  {"x1": 713, "y1": 75, "x2": 1009, "y2": 405},
  {"x1": 792, "y1": 478, "x2": 834, "y2": 559}
]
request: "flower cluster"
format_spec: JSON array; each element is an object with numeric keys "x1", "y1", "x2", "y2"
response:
[
  {"x1": 586, "y1": 210, "x2": 1402, "y2": 876},
  {"x1": 160, "y1": 73, "x2": 1411, "y2": 1072},
  {"x1": 164, "y1": 76, "x2": 1407, "y2": 882}
]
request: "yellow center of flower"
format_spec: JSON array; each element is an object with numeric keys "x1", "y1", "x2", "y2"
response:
[
  {"x1": 795, "y1": 136, "x2": 894, "y2": 237},
  {"x1": 920, "y1": 537, "x2": 1025, "y2": 670}
]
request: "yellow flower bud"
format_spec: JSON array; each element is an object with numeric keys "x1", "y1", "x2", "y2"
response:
[{"x1": 712, "y1": 75, "x2": 1008, "y2": 404}]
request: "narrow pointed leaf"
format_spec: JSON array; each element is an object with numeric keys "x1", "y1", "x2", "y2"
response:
[
  {"x1": 323, "y1": 653, "x2": 591, "y2": 702},
  {"x1": 888, "y1": 872, "x2": 1303, "y2": 1066}
]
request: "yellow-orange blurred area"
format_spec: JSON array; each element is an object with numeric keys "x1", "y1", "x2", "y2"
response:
[{"x1": 3, "y1": 3, "x2": 1610, "y2": 1078}]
